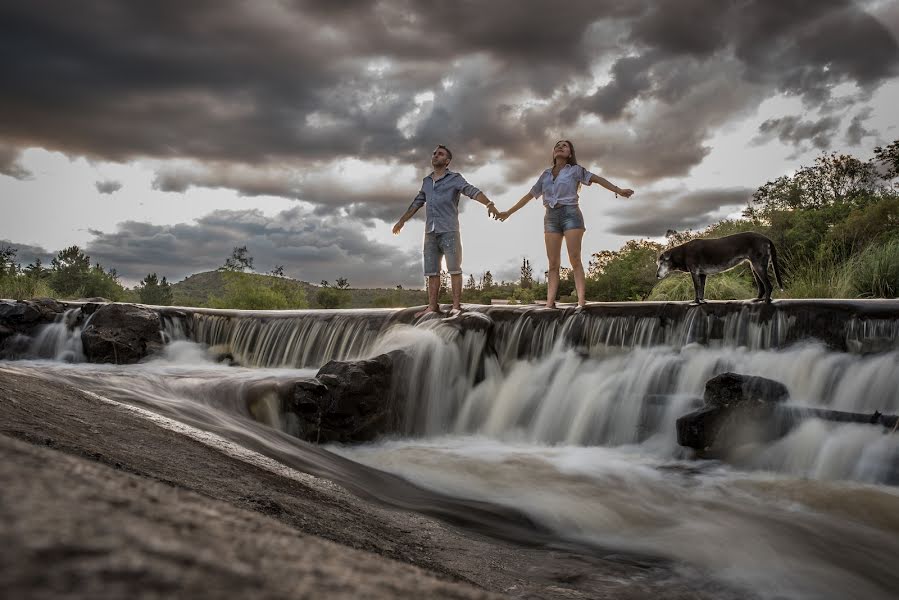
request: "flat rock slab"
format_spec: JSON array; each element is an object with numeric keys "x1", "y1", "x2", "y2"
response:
[{"x1": 0, "y1": 368, "x2": 736, "y2": 600}]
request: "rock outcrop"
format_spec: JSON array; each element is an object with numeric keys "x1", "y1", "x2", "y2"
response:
[
  {"x1": 80, "y1": 304, "x2": 164, "y2": 364},
  {"x1": 676, "y1": 372, "x2": 790, "y2": 454},
  {"x1": 272, "y1": 351, "x2": 407, "y2": 444}
]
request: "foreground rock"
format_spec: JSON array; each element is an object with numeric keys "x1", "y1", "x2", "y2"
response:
[
  {"x1": 276, "y1": 351, "x2": 408, "y2": 444},
  {"x1": 0, "y1": 367, "x2": 734, "y2": 599},
  {"x1": 677, "y1": 373, "x2": 899, "y2": 462},
  {"x1": 676, "y1": 372, "x2": 790, "y2": 454},
  {"x1": 0, "y1": 298, "x2": 66, "y2": 341},
  {"x1": 80, "y1": 303, "x2": 164, "y2": 364}
]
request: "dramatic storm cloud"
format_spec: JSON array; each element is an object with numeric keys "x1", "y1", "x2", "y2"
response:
[
  {"x1": 608, "y1": 188, "x2": 755, "y2": 237},
  {"x1": 0, "y1": 1, "x2": 896, "y2": 283},
  {"x1": 80, "y1": 206, "x2": 423, "y2": 287}
]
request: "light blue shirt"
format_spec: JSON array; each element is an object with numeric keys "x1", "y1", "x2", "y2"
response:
[
  {"x1": 530, "y1": 164, "x2": 595, "y2": 208},
  {"x1": 408, "y1": 170, "x2": 482, "y2": 233}
]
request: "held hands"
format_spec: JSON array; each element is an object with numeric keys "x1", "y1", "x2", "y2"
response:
[
  {"x1": 617, "y1": 188, "x2": 635, "y2": 199},
  {"x1": 392, "y1": 220, "x2": 404, "y2": 235},
  {"x1": 497, "y1": 210, "x2": 511, "y2": 222},
  {"x1": 487, "y1": 204, "x2": 500, "y2": 219}
]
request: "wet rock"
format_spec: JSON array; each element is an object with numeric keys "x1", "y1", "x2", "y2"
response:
[
  {"x1": 280, "y1": 351, "x2": 408, "y2": 444},
  {"x1": 0, "y1": 299, "x2": 68, "y2": 356},
  {"x1": 703, "y1": 372, "x2": 789, "y2": 408},
  {"x1": 80, "y1": 304, "x2": 164, "y2": 364},
  {"x1": 676, "y1": 372, "x2": 789, "y2": 454},
  {"x1": 0, "y1": 298, "x2": 66, "y2": 327}
]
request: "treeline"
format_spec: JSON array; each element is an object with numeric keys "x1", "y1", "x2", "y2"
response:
[{"x1": 0, "y1": 245, "x2": 173, "y2": 304}]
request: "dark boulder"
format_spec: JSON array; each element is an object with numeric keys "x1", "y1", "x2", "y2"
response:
[
  {"x1": 0, "y1": 299, "x2": 68, "y2": 356},
  {"x1": 277, "y1": 350, "x2": 408, "y2": 444},
  {"x1": 80, "y1": 304, "x2": 164, "y2": 364},
  {"x1": 0, "y1": 298, "x2": 66, "y2": 329},
  {"x1": 703, "y1": 372, "x2": 789, "y2": 408},
  {"x1": 676, "y1": 372, "x2": 790, "y2": 454}
]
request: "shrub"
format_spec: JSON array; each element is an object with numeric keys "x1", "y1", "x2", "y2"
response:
[
  {"x1": 0, "y1": 276, "x2": 54, "y2": 301},
  {"x1": 208, "y1": 272, "x2": 308, "y2": 309},
  {"x1": 850, "y1": 238, "x2": 899, "y2": 298},
  {"x1": 315, "y1": 287, "x2": 349, "y2": 309}
]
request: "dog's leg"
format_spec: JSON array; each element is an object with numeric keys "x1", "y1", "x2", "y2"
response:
[
  {"x1": 751, "y1": 258, "x2": 773, "y2": 302},
  {"x1": 750, "y1": 266, "x2": 765, "y2": 300},
  {"x1": 690, "y1": 271, "x2": 704, "y2": 305}
]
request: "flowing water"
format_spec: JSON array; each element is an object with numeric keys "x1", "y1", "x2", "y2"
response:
[{"x1": 4, "y1": 303, "x2": 899, "y2": 599}]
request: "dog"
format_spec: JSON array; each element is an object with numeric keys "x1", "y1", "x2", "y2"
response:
[{"x1": 656, "y1": 232, "x2": 783, "y2": 304}]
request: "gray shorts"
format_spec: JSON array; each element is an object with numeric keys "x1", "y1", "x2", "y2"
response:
[
  {"x1": 423, "y1": 231, "x2": 462, "y2": 276},
  {"x1": 544, "y1": 204, "x2": 586, "y2": 234}
]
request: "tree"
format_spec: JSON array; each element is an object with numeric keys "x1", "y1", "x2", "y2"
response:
[
  {"x1": 465, "y1": 273, "x2": 477, "y2": 291},
  {"x1": 586, "y1": 239, "x2": 662, "y2": 301},
  {"x1": 49, "y1": 245, "x2": 92, "y2": 297},
  {"x1": 335, "y1": 277, "x2": 350, "y2": 289},
  {"x1": 874, "y1": 139, "x2": 899, "y2": 181},
  {"x1": 136, "y1": 272, "x2": 173, "y2": 306},
  {"x1": 438, "y1": 271, "x2": 449, "y2": 298},
  {"x1": 746, "y1": 150, "x2": 883, "y2": 218},
  {"x1": 269, "y1": 265, "x2": 285, "y2": 277},
  {"x1": 519, "y1": 258, "x2": 533, "y2": 289},
  {"x1": 320, "y1": 280, "x2": 330, "y2": 287},
  {"x1": 480, "y1": 270, "x2": 494, "y2": 291},
  {"x1": 219, "y1": 245, "x2": 254, "y2": 272},
  {"x1": 0, "y1": 245, "x2": 17, "y2": 278},
  {"x1": 23, "y1": 258, "x2": 49, "y2": 279}
]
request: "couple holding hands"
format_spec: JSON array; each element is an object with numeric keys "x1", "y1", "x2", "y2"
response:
[{"x1": 392, "y1": 141, "x2": 635, "y2": 315}]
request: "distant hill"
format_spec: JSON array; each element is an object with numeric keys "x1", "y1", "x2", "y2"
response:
[{"x1": 171, "y1": 271, "x2": 427, "y2": 308}]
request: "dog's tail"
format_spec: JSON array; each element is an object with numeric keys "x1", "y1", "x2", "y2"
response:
[{"x1": 770, "y1": 239, "x2": 785, "y2": 291}]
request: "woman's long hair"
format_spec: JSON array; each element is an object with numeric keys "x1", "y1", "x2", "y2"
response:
[{"x1": 551, "y1": 139, "x2": 578, "y2": 167}]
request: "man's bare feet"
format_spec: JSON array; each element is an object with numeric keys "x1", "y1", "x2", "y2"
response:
[
  {"x1": 449, "y1": 306, "x2": 464, "y2": 316},
  {"x1": 414, "y1": 307, "x2": 442, "y2": 318}
]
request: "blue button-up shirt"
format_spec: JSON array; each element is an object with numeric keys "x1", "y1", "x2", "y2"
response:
[
  {"x1": 409, "y1": 170, "x2": 482, "y2": 233},
  {"x1": 530, "y1": 164, "x2": 595, "y2": 208}
]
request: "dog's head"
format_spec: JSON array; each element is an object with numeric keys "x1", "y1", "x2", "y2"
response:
[{"x1": 656, "y1": 251, "x2": 673, "y2": 279}]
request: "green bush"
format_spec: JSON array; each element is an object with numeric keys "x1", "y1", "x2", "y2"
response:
[
  {"x1": 315, "y1": 287, "x2": 349, "y2": 309},
  {"x1": 850, "y1": 238, "x2": 899, "y2": 298},
  {"x1": 208, "y1": 272, "x2": 308, "y2": 309},
  {"x1": 0, "y1": 276, "x2": 54, "y2": 300}
]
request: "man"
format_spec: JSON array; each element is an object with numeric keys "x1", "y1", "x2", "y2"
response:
[{"x1": 393, "y1": 145, "x2": 498, "y2": 316}]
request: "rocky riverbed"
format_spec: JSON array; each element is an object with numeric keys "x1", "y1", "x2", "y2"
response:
[{"x1": 0, "y1": 368, "x2": 735, "y2": 600}]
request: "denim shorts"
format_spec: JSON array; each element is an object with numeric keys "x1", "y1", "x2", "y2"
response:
[
  {"x1": 544, "y1": 204, "x2": 586, "y2": 234},
  {"x1": 423, "y1": 231, "x2": 462, "y2": 276}
]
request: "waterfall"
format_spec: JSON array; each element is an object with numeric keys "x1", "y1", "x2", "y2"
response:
[
  {"x1": 168, "y1": 309, "x2": 394, "y2": 368},
  {"x1": 28, "y1": 308, "x2": 85, "y2": 362}
]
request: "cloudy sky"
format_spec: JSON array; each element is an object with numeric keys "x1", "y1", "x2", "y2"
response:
[{"x1": 1, "y1": 0, "x2": 897, "y2": 287}]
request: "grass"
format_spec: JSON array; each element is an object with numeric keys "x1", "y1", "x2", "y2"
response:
[
  {"x1": 0, "y1": 277, "x2": 53, "y2": 301},
  {"x1": 647, "y1": 270, "x2": 758, "y2": 301},
  {"x1": 850, "y1": 238, "x2": 899, "y2": 298}
]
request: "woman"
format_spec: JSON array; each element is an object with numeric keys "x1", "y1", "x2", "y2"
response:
[{"x1": 498, "y1": 140, "x2": 634, "y2": 308}]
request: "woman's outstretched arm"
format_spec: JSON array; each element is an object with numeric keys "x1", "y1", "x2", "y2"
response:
[
  {"x1": 588, "y1": 174, "x2": 634, "y2": 198},
  {"x1": 497, "y1": 192, "x2": 534, "y2": 221}
]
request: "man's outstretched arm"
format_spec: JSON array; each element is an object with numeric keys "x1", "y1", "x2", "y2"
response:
[
  {"x1": 459, "y1": 178, "x2": 499, "y2": 219},
  {"x1": 393, "y1": 191, "x2": 425, "y2": 234},
  {"x1": 473, "y1": 191, "x2": 499, "y2": 218}
]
